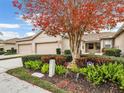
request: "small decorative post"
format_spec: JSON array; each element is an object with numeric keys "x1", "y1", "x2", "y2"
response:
[{"x1": 49, "y1": 59, "x2": 56, "y2": 77}]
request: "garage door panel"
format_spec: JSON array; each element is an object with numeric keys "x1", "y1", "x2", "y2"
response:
[
  {"x1": 36, "y1": 43, "x2": 58, "y2": 54},
  {"x1": 18, "y1": 44, "x2": 32, "y2": 54}
]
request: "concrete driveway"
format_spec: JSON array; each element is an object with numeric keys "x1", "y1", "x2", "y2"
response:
[
  {"x1": 0, "y1": 58, "x2": 23, "y2": 73},
  {"x1": 0, "y1": 57, "x2": 51, "y2": 93}
]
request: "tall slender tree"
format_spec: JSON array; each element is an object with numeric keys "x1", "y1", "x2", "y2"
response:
[{"x1": 13, "y1": 0, "x2": 124, "y2": 64}]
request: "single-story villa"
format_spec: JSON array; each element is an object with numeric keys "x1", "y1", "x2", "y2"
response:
[
  {"x1": 0, "y1": 38, "x2": 20, "y2": 52},
  {"x1": 16, "y1": 25, "x2": 124, "y2": 55}
]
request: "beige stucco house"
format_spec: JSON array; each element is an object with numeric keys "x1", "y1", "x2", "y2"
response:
[
  {"x1": 114, "y1": 25, "x2": 124, "y2": 55},
  {"x1": 16, "y1": 32, "x2": 63, "y2": 54},
  {"x1": 16, "y1": 25, "x2": 124, "y2": 55},
  {"x1": 0, "y1": 38, "x2": 20, "y2": 52}
]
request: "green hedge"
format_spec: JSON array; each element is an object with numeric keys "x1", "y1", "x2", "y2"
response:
[
  {"x1": 56, "y1": 48, "x2": 61, "y2": 55},
  {"x1": 5, "y1": 48, "x2": 17, "y2": 55},
  {"x1": 0, "y1": 51, "x2": 5, "y2": 55},
  {"x1": 103, "y1": 48, "x2": 121, "y2": 57},
  {"x1": 22, "y1": 55, "x2": 72, "y2": 66},
  {"x1": 64, "y1": 50, "x2": 71, "y2": 55},
  {"x1": 22, "y1": 54, "x2": 124, "y2": 68}
]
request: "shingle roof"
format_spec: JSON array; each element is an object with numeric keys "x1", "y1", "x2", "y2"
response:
[
  {"x1": 16, "y1": 31, "x2": 42, "y2": 42},
  {"x1": 16, "y1": 31, "x2": 116, "y2": 42},
  {"x1": 16, "y1": 36, "x2": 33, "y2": 41},
  {"x1": 114, "y1": 24, "x2": 124, "y2": 38},
  {"x1": 82, "y1": 32, "x2": 116, "y2": 42},
  {"x1": 0, "y1": 38, "x2": 20, "y2": 44}
]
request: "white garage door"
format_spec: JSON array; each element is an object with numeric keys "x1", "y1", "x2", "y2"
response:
[
  {"x1": 36, "y1": 43, "x2": 58, "y2": 54},
  {"x1": 18, "y1": 44, "x2": 32, "y2": 54}
]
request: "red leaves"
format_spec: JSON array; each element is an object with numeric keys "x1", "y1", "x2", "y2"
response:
[
  {"x1": 12, "y1": 0, "x2": 124, "y2": 35},
  {"x1": 12, "y1": 0, "x2": 22, "y2": 9},
  {"x1": 26, "y1": 3, "x2": 32, "y2": 7},
  {"x1": 116, "y1": 7, "x2": 124, "y2": 14},
  {"x1": 39, "y1": 0, "x2": 46, "y2": 2}
]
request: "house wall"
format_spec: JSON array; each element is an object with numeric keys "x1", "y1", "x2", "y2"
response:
[
  {"x1": 17, "y1": 32, "x2": 63, "y2": 54},
  {"x1": 4, "y1": 44, "x2": 16, "y2": 51},
  {"x1": 61, "y1": 38, "x2": 70, "y2": 53},
  {"x1": 114, "y1": 31, "x2": 124, "y2": 55},
  {"x1": 100, "y1": 39, "x2": 113, "y2": 51},
  {"x1": 33, "y1": 33, "x2": 61, "y2": 43},
  {"x1": 0, "y1": 44, "x2": 4, "y2": 49},
  {"x1": 61, "y1": 38, "x2": 85, "y2": 54}
]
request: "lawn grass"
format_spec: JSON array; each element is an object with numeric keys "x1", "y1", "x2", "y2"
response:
[{"x1": 7, "y1": 67, "x2": 69, "y2": 93}]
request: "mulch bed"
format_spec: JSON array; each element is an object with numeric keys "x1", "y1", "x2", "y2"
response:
[{"x1": 41, "y1": 73, "x2": 124, "y2": 93}]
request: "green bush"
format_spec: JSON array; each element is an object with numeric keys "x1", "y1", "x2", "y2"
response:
[
  {"x1": 103, "y1": 48, "x2": 121, "y2": 57},
  {"x1": 69, "y1": 63, "x2": 80, "y2": 73},
  {"x1": 24, "y1": 61, "x2": 42, "y2": 71},
  {"x1": 64, "y1": 55, "x2": 72, "y2": 62},
  {"x1": 5, "y1": 48, "x2": 17, "y2": 55},
  {"x1": 22, "y1": 55, "x2": 41, "y2": 65},
  {"x1": 0, "y1": 51, "x2": 5, "y2": 55},
  {"x1": 55, "y1": 65, "x2": 67, "y2": 75},
  {"x1": 56, "y1": 48, "x2": 61, "y2": 55},
  {"x1": 64, "y1": 50, "x2": 71, "y2": 55},
  {"x1": 80, "y1": 63, "x2": 124, "y2": 89},
  {"x1": 41, "y1": 64, "x2": 49, "y2": 74}
]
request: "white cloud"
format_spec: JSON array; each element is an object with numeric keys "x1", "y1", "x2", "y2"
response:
[
  {"x1": 0, "y1": 24, "x2": 20, "y2": 28},
  {"x1": 0, "y1": 31, "x2": 20, "y2": 40},
  {"x1": 102, "y1": 22, "x2": 123, "y2": 32},
  {"x1": 26, "y1": 31, "x2": 36, "y2": 36},
  {"x1": 17, "y1": 15, "x2": 32, "y2": 26}
]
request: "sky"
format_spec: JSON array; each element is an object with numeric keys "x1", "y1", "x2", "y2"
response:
[
  {"x1": 0, "y1": 0, "x2": 36, "y2": 40},
  {"x1": 0, "y1": 0, "x2": 123, "y2": 40}
]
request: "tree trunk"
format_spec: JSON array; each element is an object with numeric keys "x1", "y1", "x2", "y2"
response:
[{"x1": 68, "y1": 31, "x2": 83, "y2": 64}]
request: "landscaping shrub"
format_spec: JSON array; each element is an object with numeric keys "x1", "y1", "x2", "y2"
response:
[
  {"x1": 56, "y1": 48, "x2": 61, "y2": 55},
  {"x1": 103, "y1": 48, "x2": 121, "y2": 57},
  {"x1": 64, "y1": 50, "x2": 71, "y2": 55},
  {"x1": 5, "y1": 48, "x2": 17, "y2": 55},
  {"x1": 76, "y1": 56, "x2": 113, "y2": 67},
  {"x1": 55, "y1": 65, "x2": 67, "y2": 75},
  {"x1": 69, "y1": 63, "x2": 80, "y2": 73},
  {"x1": 64, "y1": 55, "x2": 72, "y2": 62},
  {"x1": 0, "y1": 51, "x2": 5, "y2": 55},
  {"x1": 22, "y1": 55, "x2": 41, "y2": 65},
  {"x1": 41, "y1": 55, "x2": 68, "y2": 66},
  {"x1": 80, "y1": 63, "x2": 124, "y2": 89},
  {"x1": 24, "y1": 61, "x2": 42, "y2": 71},
  {"x1": 41, "y1": 63, "x2": 49, "y2": 74}
]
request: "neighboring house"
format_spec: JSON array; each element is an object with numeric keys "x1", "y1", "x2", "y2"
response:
[
  {"x1": 0, "y1": 38, "x2": 20, "y2": 52},
  {"x1": 16, "y1": 32, "x2": 62, "y2": 54},
  {"x1": 114, "y1": 25, "x2": 124, "y2": 55},
  {"x1": 81, "y1": 32, "x2": 116, "y2": 54},
  {"x1": 16, "y1": 25, "x2": 124, "y2": 55},
  {"x1": 16, "y1": 31, "x2": 116, "y2": 55}
]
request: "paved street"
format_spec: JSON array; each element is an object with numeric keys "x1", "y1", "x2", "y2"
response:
[{"x1": 0, "y1": 57, "x2": 51, "y2": 93}]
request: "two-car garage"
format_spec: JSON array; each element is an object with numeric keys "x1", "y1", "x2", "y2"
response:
[
  {"x1": 17, "y1": 32, "x2": 61, "y2": 55},
  {"x1": 18, "y1": 42, "x2": 59, "y2": 55}
]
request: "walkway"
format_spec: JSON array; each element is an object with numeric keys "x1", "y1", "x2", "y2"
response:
[{"x1": 0, "y1": 57, "x2": 51, "y2": 93}]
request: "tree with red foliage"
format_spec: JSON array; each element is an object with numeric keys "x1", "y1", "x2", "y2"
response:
[{"x1": 12, "y1": 0, "x2": 124, "y2": 64}]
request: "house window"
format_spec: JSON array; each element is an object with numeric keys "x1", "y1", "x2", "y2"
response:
[
  {"x1": 88, "y1": 43, "x2": 94, "y2": 49},
  {"x1": 104, "y1": 40, "x2": 112, "y2": 48},
  {"x1": 96, "y1": 43, "x2": 100, "y2": 50},
  {"x1": 105, "y1": 44, "x2": 111, "y2": 48}
]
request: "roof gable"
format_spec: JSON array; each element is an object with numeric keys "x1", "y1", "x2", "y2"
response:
[{"x1": 114, "y1": 24, "x2": 124, "y2": 38}]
